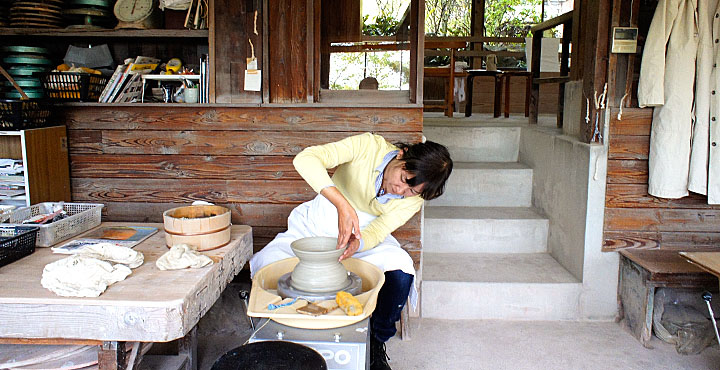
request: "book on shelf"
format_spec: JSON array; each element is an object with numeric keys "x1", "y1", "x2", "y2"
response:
[
  {"x1": 0, "y1": 189, "x2": 24, "y2": 198},
  {"x1": 98, "y1": 64, "x2": 126, "y2": 103},
  {"x1": 100, "y1": 56, "x2": 161, "y2": 103},
  {"x1": 52, "y1": 225, "x2": 159, "y2": 253}
]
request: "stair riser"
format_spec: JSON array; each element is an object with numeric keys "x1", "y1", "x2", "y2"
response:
[
  {"x1": 424, "y1": 218, "x2": 548, "y2": 253},
  {"x1": 422, "y1": 281, "x2": 582, "y2": 320},
  {"x1": 429, "y1": 169, "x2": 533, "y2": 207},
  {"x1": 424, "y1": 126, "x2": 520, "y2": 162}
]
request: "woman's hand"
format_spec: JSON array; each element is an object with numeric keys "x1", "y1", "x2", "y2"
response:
[
  {"x1": 320, "y1": 186, "x2": 362, "y2": 250},
  {"x1": 339, "y1": 235, "x2": 361, "y2": 261}
]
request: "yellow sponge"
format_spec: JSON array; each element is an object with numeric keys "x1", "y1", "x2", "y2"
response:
[{"x1": 336, "y1": 291, "x2": 363, "y2": 316}]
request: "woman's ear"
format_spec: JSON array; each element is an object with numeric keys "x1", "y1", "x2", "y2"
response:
[{"x1": 396, "y1": 147, "x2": 408, "y2": 159}]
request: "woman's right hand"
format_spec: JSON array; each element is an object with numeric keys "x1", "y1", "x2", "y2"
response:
[
  {"x1": 320, "y1": 186, "x2": 362, "y2": 250},
  {"x1": 336, "y1": 201, "x2": 361, "y2": 250}
]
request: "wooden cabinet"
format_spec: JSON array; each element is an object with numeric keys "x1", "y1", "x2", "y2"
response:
[{"x1": 0, "y1": 126, "x2": 71, "y2": 207}]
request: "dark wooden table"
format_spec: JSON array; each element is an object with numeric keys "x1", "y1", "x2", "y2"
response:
[
  {"x1": 464, "y1": 69, "x2": 503, "y2": 118},
  {"x1": 500, "y1": 69, "x2": 532, "y2": 118}
]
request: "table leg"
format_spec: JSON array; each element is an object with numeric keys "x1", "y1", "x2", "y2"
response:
[
  {"x1": 525, "y1": 74, "x2": 532, "y2": 117},
  {"x1": 99, "y1": 341, "x2": 128, "y2": 370},
  {"x1": 465, "y1": 75, "x2": 475, "y2": 117},
  {"x1": 504, "y1": 75, "x2": 511, "y2": 118},
  {"x1": 493, "y1": 75, "x2": 502, "y2": 118},
  {"x1": 178, "y1": 326, "x2": 198, "y2": 370}
]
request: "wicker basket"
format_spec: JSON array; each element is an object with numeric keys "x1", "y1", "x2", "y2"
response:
[
  {"x1": 0, "y1": 225, "x2": 38, "y2": 268},
  {"x1": 5, "y1": 202, "x2": 104, "y2": 247}
]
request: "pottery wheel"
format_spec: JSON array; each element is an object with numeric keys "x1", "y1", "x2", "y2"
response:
[{"x1": 276, "y1": 272, "x2": 362, "y2": 302}]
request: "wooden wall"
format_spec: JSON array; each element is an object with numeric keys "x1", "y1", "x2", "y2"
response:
[
  {"x1": 604, "y1": 107, "x2": 720, "y2": 252},
  {"x1": 213, "y1": 0, "x2": 262, "y2": 103},
  {"x1": 59, "y1": 105, "x2": 424, "y2": 268}
]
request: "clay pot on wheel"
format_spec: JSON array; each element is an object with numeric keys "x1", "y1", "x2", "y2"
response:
[{"x1": 290, "y1": 237, "x2": 349, "y2": 293}]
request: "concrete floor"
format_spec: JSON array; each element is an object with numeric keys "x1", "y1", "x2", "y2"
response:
[{"x1": 194, "y1": 278, "x2": 720, "y2": 370}]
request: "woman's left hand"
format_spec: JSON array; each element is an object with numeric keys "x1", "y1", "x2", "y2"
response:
[{"x1": 339, "y1": 235, "x2": 361, "y2": 261}]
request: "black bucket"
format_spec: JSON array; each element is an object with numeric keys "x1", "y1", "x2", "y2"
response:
[{"x1": 211, "y1": 341, "x2": 327, "y2": 370}]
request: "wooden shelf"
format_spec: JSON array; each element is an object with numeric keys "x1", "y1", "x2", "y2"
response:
[{"x1": 0, "y1": 28, "x2": 208, "y2": 38}]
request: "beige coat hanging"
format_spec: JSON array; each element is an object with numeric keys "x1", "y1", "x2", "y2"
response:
[{"x1": 639, "y1": 0, "x2": 720, "y2": 204}]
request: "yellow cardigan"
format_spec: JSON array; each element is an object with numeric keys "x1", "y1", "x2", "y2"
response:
[{"x1": 293, "y1": 133, "x2": 423, "y2": 251}]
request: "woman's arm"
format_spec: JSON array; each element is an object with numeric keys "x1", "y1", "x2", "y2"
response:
[{"x1": 319, "y1": 186, "x2": 361, "y2": 253}]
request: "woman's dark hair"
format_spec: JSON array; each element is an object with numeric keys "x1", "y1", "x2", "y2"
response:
[{"x1": 396, "y1": 140, "x2": 453, "y2": 200}]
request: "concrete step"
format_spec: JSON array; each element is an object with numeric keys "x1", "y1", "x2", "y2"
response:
[
  {"x1": 428, "y1": 162, "x2": 533, "y2": 207},
  {"x1": 422, "y1": 253, "x2": 582, "y2": 320},
  {"x1": 423, "y1": 124, "x2": 520, "y2": 162},
  {"x1": 423, "y1": 206, "x2": 548, "y2": 253}
]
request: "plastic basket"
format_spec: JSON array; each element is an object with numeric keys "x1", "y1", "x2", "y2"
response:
[
  {"x1": 0, "y1": 225, "x2": 38, "y2": 268},
  {"x1": 5, "y1": 202, "x2": 104, "y2": 247},
  {"x1": 0, "y1": 99, "x2": 54, "y2": 129},
  {"x1": 39, "y1": 72, "x2": 109, "y2": 102}
]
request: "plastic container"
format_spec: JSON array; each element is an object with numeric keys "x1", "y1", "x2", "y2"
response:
[
  {"x1": 5, "y1": 202, "x2": 104, "y2": 247},
  {"x1": 0, "y1": 225, "x2": 39, "y2": 267},
  {"x1": 39, "y1": 72, "x2": 109, "y2": 101},
  {"x1": 0, "y1": 99, "x2": 53, "y2": 130}
]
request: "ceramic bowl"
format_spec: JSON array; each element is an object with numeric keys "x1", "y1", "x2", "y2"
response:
[{"x1": 289, "y1": 236, "x2": 349, "y2": 293}]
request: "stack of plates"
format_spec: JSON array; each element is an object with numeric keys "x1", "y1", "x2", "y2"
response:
[
  {"x1": 9, "y1": 0, "x2": 65, "y2": 28},
  {"x1": 63, "y1": 0, "x2": 114, "y2": 29},
  {"x1": 1, "y1": 46, "x2": 52, "y2": 99}
]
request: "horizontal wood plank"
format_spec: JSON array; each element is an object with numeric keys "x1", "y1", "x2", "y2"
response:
[
  {"x1": 72, "y1": 178, "x2": 315, "y2": 204},
  {"x1": 68, "y1": 131, "x2": 423, "y2": 156},
  {"x1": 604, "y1": 231, "x2": 720, "y2": 251},
  {"x1": 60, "y1": 106, "x2": 422, "y2": 132},
  {"x1": 604, "y1": 208, "x2": 720, "y2": 232},
  {"x1": 606, "y1": 160, "x2": 647, "y2": 184},
  {"x1": 606, "y1": 184, "x2": 714, "y2": 209},
  {"x1": 608, "y1": 135, "x2": 649, "y2": 160},
  {"x1": 70, "y1": 154, "x2": 299, "y2": 180},
  {"x1": 608, "y1": 107, "x2": 652, "y2": 136}
]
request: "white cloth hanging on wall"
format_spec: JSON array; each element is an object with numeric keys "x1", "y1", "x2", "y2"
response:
[{"x1": 638, "y1": 0, "x2": 720, "y2": 204}]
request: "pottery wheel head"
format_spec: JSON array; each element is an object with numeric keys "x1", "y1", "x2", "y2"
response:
[{"x1": 290, "y1": 236, "x2": 347, "y2": 260}]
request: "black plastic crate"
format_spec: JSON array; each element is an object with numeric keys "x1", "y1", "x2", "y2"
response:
[
  {"x1": 0, "y1": 225, "x2": 38, "y2": 268},
  {"x1": 39, "y1": 72, "x2": 109, "y2": 102},
  {"x1": 0, "y1": 99, "x2": 54, "y2": 130}
]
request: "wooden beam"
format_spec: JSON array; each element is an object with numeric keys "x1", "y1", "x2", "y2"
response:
[
  {"x1": 530, "y1": 11, "x2": 574, "y2": 33},
  {"x1": 410, "y1": 0, "x2": 424, "y2": 104}
]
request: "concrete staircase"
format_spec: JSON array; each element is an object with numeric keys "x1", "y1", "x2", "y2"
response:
[{"x1": 422, "y1": 121, "x2": 582, "y2": 320}]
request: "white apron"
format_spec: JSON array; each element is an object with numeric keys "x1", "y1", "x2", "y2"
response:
[{"x1": 250, "y1": 194, "x2": 418, "y2": 308}]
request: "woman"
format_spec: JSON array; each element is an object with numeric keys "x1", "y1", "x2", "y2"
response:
[{"x1": 250, "y1": 132, "x2": 452, "y2": 370}]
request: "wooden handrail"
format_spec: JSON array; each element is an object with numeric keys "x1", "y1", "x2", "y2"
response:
[
  {"x1": 530, "y1": 11, "x2": 574, "y2": 33},
  {"x1": 424, "y1": 40, "x2": 467, "y2": 49}
]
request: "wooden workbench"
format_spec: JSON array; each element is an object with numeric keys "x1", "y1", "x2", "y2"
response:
[{"x1": 0, "y1": 222, "x2": 253, "y2": 370}]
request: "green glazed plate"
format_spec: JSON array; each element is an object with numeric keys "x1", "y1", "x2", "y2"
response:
[{"x1": 0, "y1": 46, "x2": 50, "y2": 54}]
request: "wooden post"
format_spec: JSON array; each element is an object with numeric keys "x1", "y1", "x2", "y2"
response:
[
  {"x1": 557, "y1": 19, "x2": 572, "y2": 128},
  {"x1": 529, "y1": 32, "x2": 542, "y2": 124}
]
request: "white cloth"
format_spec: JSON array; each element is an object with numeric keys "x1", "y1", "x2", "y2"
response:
[
  {"x1": 156, "y1": 244, "x2": 213, "y2": 270},
  {"x1": 524, "y1": 37, "x2": 561, "y2": 73},
  {"x1": 638, "y1": 0, "x2": 720, "y2": 203},
  {"x1": 53, "y1": 242, "x2": 144, "y2": 268},
  {"x1": 41, "y1": 255, "x2": 132, "y2": 297},
  {"x1": 250, "y1": 194, "x2": 418, "y2": 308}
]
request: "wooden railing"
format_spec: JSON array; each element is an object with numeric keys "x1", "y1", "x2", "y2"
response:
[{"x1": 529, "y1": 11, "x2": 573, "y2": 127}]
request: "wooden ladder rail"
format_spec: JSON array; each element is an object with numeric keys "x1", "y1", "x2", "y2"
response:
[{"x1": 528, "y1": 11, "x2": 573, "y2": 127}]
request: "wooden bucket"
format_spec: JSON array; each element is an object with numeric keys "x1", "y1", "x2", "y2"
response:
[{"x1": 163, "y1": 205, "x2": 231, "y2": 251}]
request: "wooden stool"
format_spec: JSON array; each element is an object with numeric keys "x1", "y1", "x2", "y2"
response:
[{"x1": 618, "y1": 249, "x2": 717, "y2": 348}]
